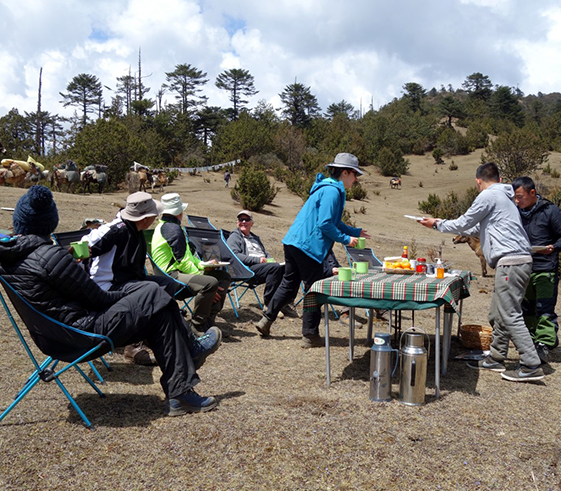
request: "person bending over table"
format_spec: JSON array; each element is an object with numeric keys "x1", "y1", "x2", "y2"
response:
[
  {"x1": 254, "y1": 153, "x2": 370, "y2": 348},
  {"x1": 420, "y1": 162, "x2": 544, "y2": 383}
]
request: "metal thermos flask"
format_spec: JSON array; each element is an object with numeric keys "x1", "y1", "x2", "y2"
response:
[
  {"x1": 398, "y1": 328, "x2": 429, "y2": 406},
  {"x1": 369, "y1": 333, "x2": 399, "y2": 402}
]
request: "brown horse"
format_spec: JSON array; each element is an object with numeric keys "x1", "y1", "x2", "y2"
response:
[
  {"x1": 137, "y1": 168, "x2": 150, "y2": 192},
  {"x1": 24, "y1": 162, "x2": 49, "y2": 187},
  {"x1": 151, "y1": 171, "x2": 168, "y2": 193},
  {"x1": 52, "y1": 161, "x2": 80, "y2": 193},
  {"x1": 0, "y1": 163, "x2": 26, "y2": 187},
  {"x1": 452, "y1": 235, "x2": 488, "y2": 277}
]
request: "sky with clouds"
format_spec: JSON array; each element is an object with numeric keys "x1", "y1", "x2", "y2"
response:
[{"x1": 1, "y1": 0, "x2": 560, "y2": 120}]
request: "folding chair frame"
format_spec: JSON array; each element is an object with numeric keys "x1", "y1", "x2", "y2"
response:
[
  {"x1": 187, "y1": 215, "x2": 217, "y2": 230},
  {"x1": 0, "y1": 275, "x2": 115, "y2": 428}
]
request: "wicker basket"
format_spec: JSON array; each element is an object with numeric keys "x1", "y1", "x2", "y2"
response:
[{"x1": 459, "y1": 324, "x2": 493, "y2": 350}]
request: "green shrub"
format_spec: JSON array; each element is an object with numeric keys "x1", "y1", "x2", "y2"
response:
[
  {"x1": 341, "y1": 209, "x2": 356, "y2": 228},
  {"x1": 230, "y1": 165, "x2": 278, "y2": 211},
  {"x1": 433, "y1": 148, "x2": 444, "y2": 164},
  {"x1": 346, "y1": 183, "x2": 368, "y2": 201},
  {"x1": 449, "y1": 161, "x2": 458, "y2": 171},
  {"x1": 374, "y1": 147, "x2": 410, "y2": 177},
  {"x1": 551, "y1": 169, "x2": 560, "y2": 179},
  {"x1": 418, "y1": 193, "x2": 442, "y2": 216}
]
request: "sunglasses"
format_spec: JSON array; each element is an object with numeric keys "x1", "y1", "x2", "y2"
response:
[{"x1": 238, "y1": 218, "x2": 252, "y2": 223}]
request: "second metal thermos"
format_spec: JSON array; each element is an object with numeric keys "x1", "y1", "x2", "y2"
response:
[{"x1": 398, "y1": 328, "x2": 429, "y2": 406}]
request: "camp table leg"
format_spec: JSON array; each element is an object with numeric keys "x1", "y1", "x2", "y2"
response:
[
  {"x1": 349, "y1": 307, "x2": 355, "y2": 361},
  {"x1": 435, "y1": 306, "x2": 441, "y2": 399},
  {"x1": 324, "y1": 305, "x2": 331, "y2": 387},
  {"x1": 366, "y1": 309, "x2": 373, "y2": 346},
  {"x1": 442, "y1": 310, "x2": 453, "y2": 375}
]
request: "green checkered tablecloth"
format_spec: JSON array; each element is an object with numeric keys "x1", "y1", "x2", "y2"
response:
[{"x1": 304, "y1": 270, "x2": 471, "y2": 314}]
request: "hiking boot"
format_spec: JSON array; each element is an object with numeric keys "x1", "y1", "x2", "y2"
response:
[
  {"x1": 191, "y1": 326, "x2": 222, "y2": 370},
  {"x1": 124, "y1": 343, "x2": 157, "y2": 366},
  {"x1": 280, "y1": 303, "x2": 300, "y2": 319},
  {"x1": 301, "y1": 334, "x2": 324, "y2": 349},
  {"x1": 501, "y1": 365, "x2": 545, "y2": 383},
  {"x1": 254, "y1": 315, "x2": 273, "y2": 337},
  {"x1": 264, "y1": 305, "x2": 284, "y2": 319},
  {"x1": 535, "y1": 343, "x2": 550, "y2": 364},
  {"x1": 165, "y1": 389, "x2": 218, "y2": 416},
  {"x1": 339, "y1": 313, "x2": 364, "y2": 329},
  {"x1": 466, "y1": 355, "x2": 506, "y2": 372}
]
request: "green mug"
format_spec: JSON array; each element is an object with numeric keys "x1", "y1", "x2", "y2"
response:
[
  {"x1": 353, "y1": 261, "x2": 369, "y2": 274},
  {"x1": 338, "y1": 267, "x2": 355, "y2": 281},
  {"x1": 266, "y1": 258, "x2": 275, "y2": 263},
  {"x1": 356, "y1": 237, "x2": 366, "y2": 249},
  {"x1": 70, "y1": 241, "x2": 90, "y2": 260}
]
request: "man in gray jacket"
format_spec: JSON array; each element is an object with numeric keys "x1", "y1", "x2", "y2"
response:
[
  {"x1": 420, "y1": 162, "x2": 544, "y2": 382},
  {"x1": 227, "y1": 210, "x2": 298, "y2": 318}
]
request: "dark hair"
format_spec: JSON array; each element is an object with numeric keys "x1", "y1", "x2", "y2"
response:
[
  {"x1": 475, "y1": 162, "x2": 500, "y2": 182},
  {"x1": 327, "y1": 166, "x2": 344, "y2": 179},
  {"x1": 512, "y1": 176, "x2": 536, "y2": 192}
]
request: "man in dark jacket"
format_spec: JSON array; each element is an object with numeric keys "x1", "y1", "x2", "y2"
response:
[
  {"x1": 227, "y1": 210, "x2": 297, "y2": 318},
  {"x1": 513, "y1": 177, "x2": 561, "y2": 363},
  {"x1": 0, "y1": 186, "x2": 220, "y2": 416}
]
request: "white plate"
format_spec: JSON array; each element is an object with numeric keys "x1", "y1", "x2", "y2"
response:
[
  {"x1": 404, "y1": 214, "x2": 425, "y2": 221},
  {"x1": 531, "y1": 245, "x2": 549, "y2": 253},
  {"x1": 200, "y1": 261, "x2": 230, "y2": 267}
]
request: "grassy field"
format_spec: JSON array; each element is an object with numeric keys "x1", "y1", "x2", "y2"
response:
[{"x1": 0, "y1": 153, "x2": 560, "y2": 490}]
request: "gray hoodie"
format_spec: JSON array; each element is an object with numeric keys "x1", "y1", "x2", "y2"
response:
[{"x1": 437, "y1": 183, "x2": 531, "y2": 268}]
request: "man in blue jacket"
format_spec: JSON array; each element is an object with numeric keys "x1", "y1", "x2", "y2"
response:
[
  {"x1": 254, "y1": 153, "x2": 370, "y2": 348},
  {"x1": 513, "y1": 176, "x2": 561, "y2": 363}
]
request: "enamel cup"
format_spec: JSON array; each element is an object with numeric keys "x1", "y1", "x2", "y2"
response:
[
  {"x1": 70, "y1": 241, "x2": 90, "y2": 260},
  {"x1": 352, "y1": 261, "x2": 369, "y2": 274},
  {"x1": 356, "y1": 237, "x2": 366, "y2": 249},
  {"x1": 338, "y1": 267, "x2": 355, "y2": 281}
]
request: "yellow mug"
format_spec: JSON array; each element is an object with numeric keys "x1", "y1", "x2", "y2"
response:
[
  {"x1": 353, "y1": 261, "x2": 369, "y2": 274},
  {"x1": 356, "y1": 237, "x2": 366, "y2": 249}
]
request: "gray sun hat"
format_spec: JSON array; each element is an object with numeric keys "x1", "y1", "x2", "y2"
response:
[
  {"x1": 161, "y1": 193, "x2": 188, "y2": 216},
  {"x1": 325, "y1": 152, "x2": 364, "y2": 176},
  {"x1": 120, "y1": 191, "x2": 164, "y2": 222}
]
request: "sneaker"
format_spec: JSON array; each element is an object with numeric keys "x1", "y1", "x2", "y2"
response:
[
  {"x1": 165, "y1": 389, "x2": 218, "y2": 416},
  {"x1": 466, "y1": 355, "x2": 506, "y2": 372},
  {"x1": 264, "y1": 305, "x2": 284, "y2": 319},
  {"x1": 191, "y1": 326, "x2": 222, "y2": 370},
  {"x1": 254, "y1": 315, "x2": 273, "y2": 337},
  {"x1": 339, "y1": 313, "x2": 364, "y2": 329},
  {"x1": 280, "y1": 303, "x2": 300, "y2": 319},
  {"x1": 535, "y1": 343, "x2": 550, "y2": 364},
  {"x1": 124, "y1": 343, "x2": 157, "y2": 366},
  {"x1": 501, "y1": 365, "x2": 545, "y2": 383},
  {"x1": 301, "y1": 334, "x2": 324, "y2": 349}
]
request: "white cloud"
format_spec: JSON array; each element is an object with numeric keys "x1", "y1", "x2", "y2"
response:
[{"x1": 1, "y1": 0, "x2": 561, "y2": 121}]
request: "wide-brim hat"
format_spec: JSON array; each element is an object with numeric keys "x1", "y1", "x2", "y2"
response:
[
  {"x1": 161, "y1": 193, "x2": 188, "y2": 216},
  {"x1": 325, "y1": 152, "x2": 364, "y2": 176},
  {"x1": 120, "y1": 191, "x2": 163, "y2": 222}
]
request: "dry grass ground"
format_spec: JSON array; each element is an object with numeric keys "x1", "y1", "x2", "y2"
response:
[{"x1": 0, "y1": 153, "x2": 560, "y2": 490}]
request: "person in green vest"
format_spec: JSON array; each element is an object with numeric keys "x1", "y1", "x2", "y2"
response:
[{"x1": 152, "y1": 193, "x2": 231, "y2": 334}]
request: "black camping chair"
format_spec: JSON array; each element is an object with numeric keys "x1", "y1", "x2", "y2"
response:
[
  {"x1": 0, "y1": 274, "x2": 114, "y2": 428},
  {"x1": 187, "y1": 215, "x2": 217, "y2": 230},
  {"x1": 143, "y1": 229, "x2": 194, "y2": 316},
  {"x1": 184, "y1": 226, "x2": 260, "y2": 317}
]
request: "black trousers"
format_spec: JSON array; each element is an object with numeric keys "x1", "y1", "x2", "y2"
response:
[
  {"x1": 94, "y1": 280, "x2": 199, "y2": 398},
  {"x1": 266, "y1": 245, "x2": 325, "y2": 337},
  {"x1": 250, "y1": 262, "x2": 285, "y2": 306}
]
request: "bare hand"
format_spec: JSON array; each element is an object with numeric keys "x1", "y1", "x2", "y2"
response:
[
  {"x1": 360, "y1": 230, "x2": 371, "y2": 239},
  {"x1": 537, "y1": 245, "x2": 555, "y2": 255},
  {"x1": 213, "y1": 286, "x2": 225, "y2": 304},
  {"x1": 420, "y1": 217, "x2": 439, "y2": 229},
  {"x1": 259, "y1": 256, "x2": 268, "y2": 263},
  {"x1": 348, "y1": 236, "x2": 359, "y2": 247}
]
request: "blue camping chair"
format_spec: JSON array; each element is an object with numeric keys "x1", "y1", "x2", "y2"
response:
[
  {"x1": 184, "y1": 226, "x2": 262, "y2": 317},
  {"x1": 0, "y1": 274, "x2": 114, "y2": 428},
  {"x1": 51, "y1": 230, "x2": 112, "y2": 381}
]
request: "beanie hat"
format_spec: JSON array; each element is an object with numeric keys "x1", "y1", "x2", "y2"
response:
[{"x1": 13, "y1": 185, "x2": 59, "y2": 236}]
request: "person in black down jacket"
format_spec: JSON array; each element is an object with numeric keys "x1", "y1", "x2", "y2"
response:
[
  {"x1": 513, "y1": 177, "x2": 561, "y2": 363},
  {"x1": 0, "y1": 186, "x2": 221, "y2": 416}
]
